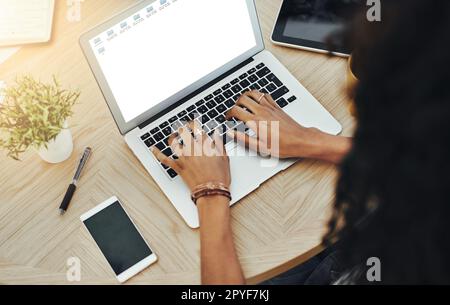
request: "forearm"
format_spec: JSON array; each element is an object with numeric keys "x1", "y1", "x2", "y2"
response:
[
  {"x1": 197, "y1": 195, "x2": 245, "y2": 285},
  {"x1": 303, "y1": 131, "x2": 352, "y2": 164}
]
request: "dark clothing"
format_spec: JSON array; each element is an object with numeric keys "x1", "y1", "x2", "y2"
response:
[{"x1": 260, "y1": 246, "x2": 345, "y2": 285}]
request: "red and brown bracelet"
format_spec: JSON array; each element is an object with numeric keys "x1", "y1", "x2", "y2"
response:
[{"x1": 191, "y1": 182, "x2": 231, "y2": 205}]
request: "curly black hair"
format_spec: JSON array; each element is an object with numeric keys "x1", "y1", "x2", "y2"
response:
[{"x1": 324, "y1": 0, "x2": 450, "y2": 284}]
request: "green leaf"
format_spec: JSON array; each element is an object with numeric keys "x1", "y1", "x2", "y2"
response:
[{"x1": 0, "y1": 75, "x2": 80, "y2": 160}]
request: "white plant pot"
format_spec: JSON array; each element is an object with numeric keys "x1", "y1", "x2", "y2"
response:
[{"x1": 37, "y1": 122, "x2": 73, "y2": 164}]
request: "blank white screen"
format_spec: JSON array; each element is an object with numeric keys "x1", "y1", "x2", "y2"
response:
[{"x1": 90, "y1": 0, "x2": 257, "y2": 123}]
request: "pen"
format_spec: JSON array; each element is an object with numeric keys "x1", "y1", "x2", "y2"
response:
[{"x1": 59, "y1": 147, "x2": 92, "y2": 215}]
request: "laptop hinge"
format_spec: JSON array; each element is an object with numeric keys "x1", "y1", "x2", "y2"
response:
[{"x1": 138, "y1": 57, "x2": 254, "y2": 130}]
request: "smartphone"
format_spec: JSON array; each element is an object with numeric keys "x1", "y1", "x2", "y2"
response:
[{"x1": 80, "y1": 196, "x2": 157, "y2": 283}]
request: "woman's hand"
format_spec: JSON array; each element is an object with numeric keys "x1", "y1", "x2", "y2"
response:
[
  {"x1": 151, "y1": 121, "x2": 231, "y2": 191},
  {"x1": 226, "y1": 90, "x2": 351, "y2": 163},
  {"x1": 152, "y1": 122, "x2": 243, "y2": 285}
]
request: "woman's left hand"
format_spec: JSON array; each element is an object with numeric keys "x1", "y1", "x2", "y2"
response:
[{"x1": 151, "y1": 121, "x2": 231, "y2": 192}]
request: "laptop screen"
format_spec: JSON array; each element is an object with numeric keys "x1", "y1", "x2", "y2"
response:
[{"x1": 88, "y1": 0, "x2": 257, "y2": 123}]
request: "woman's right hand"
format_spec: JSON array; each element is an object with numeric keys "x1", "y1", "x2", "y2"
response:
[
  {"x1": 151, "y1": 121, "x2": 231, "y2": 192},
  {"x1": 226, "y1": 90, "x2": 351, "y2": 164}
]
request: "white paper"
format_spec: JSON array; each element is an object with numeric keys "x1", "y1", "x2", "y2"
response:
[{"x1": 0, "y1": 47, "x2": 20, "y2": 65}]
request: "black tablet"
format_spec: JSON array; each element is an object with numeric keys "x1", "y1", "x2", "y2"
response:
[{"x1": 271, "y1": 0, "x2": 362, "y2": 56}]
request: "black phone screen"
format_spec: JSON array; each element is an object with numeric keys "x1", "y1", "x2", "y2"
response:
[{"x1": 83, "y1": 201, "x2": 152, "y2": 275}]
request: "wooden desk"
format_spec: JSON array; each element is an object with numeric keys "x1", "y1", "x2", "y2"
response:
[{"x1": 0, "y1": 0, "x2": 354, "y2": 284}]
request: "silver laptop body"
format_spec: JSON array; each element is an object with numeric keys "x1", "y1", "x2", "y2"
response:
[{"x1": 80, "y1": 0, "x2": 342, "y2": 228}]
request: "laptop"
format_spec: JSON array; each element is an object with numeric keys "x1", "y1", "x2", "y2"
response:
[
  {"x1": 80, "y1": 0, "x2": 342, "y2": 228},
  {"x1": 0, "y1": 0, "x2": 55, "y2": 47}
]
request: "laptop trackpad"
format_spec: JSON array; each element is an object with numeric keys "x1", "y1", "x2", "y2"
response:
[{"x1": 226, "y1": 143, "x2": 293, "y2": 203}]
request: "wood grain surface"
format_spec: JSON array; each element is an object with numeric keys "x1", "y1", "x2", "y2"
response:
[{"x1": 0, "y1": 0, "x2": 355, "y2": 284}]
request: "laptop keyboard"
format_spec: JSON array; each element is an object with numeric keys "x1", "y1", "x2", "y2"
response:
[{"x1": 140, "y1": 62, "x2": 298, "y2": 179}]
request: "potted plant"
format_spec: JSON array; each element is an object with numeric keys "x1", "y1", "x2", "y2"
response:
[{"x1": 0, "y1": 76, "x2": 80, "y2": 163}]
